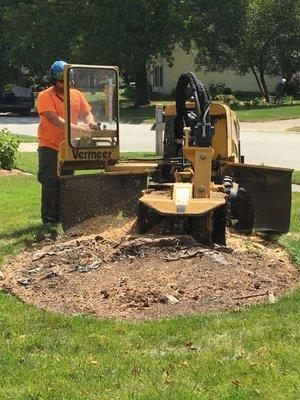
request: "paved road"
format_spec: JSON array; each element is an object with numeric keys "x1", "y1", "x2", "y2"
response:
[{"x1": 1, "y1": 114, "x2": 300, "y2": 170}]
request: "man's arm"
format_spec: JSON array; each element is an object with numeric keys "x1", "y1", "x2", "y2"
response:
[
  {"x1": 83, "y1": 111, "x2": 98, "y2": 129},
  {"x1": 41, "y1": 111, "x2": 65, "y2": 130},
  {"x1": 41, "y1": 111, "x2": 92, "y2": 133}
]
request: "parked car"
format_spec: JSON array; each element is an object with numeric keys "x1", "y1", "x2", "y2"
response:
[{"x1": 0, "y1": 85, "x2": 34, "y2": 116}]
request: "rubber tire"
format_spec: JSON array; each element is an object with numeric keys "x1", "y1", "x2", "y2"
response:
[{"x1": 233, "y1": 187, "x2": 255, "y2": 232}]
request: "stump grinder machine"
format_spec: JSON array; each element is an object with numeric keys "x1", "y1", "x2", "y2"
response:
[{"x1": 58, "y1": 64, "x2": 292, "y2": 245}]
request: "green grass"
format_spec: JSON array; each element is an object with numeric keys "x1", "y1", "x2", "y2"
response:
[
  {"x1": 292, "y1": 171, "x2": 300, "y2": 185},
  {"x1": 14, "y1": 134, "x2": 37, "y2": 143},
  {"x1": 14, "y1": 152, "x2": 157, "y2": 176},
  {"x1": 0, "y1": 176, "x2": 59, "y2": 265},
  {"x1": 236, "y1": 103, "x2": 300, "y2": 122},
  {"x1": 15, "y1": 152, "x2": 38, "y2": 174},
  {"x1": 279, "y1": 192, "x2": 300, "y2": 265},
  {"x1": 120, "y1": 100, "x2": 172, "y2": 124},
  {"x1": 119, "y1": 98, "x2": 300, "y2": 124},
  {"x1": 0, "y1": 160, "x2": 299, "y2": 398},
  {"x1": 0, "y1": 282, "x2": 299, "y2": 399},
  {"x1": 14, "y1": 153, "x2": 300, "y2": 186}
]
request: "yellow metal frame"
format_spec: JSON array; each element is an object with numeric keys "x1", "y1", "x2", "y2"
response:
[
  {"x1": 164, "y1": 102, "x2": 240, "y2": 163},
  {"x1": 58, "y1": 64, "x2": 120, "y2": 175},
  {"x1": 140, "y1": 123, "x2": 226, "y2": 216}
]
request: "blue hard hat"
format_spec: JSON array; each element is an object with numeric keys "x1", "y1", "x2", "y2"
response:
[{"x1": 50, "y1": 60, "x2": 67, "y2": 82}]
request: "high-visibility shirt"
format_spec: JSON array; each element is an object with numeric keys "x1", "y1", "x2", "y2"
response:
[{"x1": 37, "y1": 86, "x2": 91, "y2": 151}]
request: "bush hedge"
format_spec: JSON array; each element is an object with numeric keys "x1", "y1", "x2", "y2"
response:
[{"x1": 0, "y1": 128, "x2": 21, "y2": 170}]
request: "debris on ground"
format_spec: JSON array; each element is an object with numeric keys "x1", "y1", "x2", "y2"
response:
[
  {"x1": 1, "y1": 216, "x2": 299, "y2": 321},
  {"x1": 0, "y1": 169, "x2": 32, "y2": 176}
]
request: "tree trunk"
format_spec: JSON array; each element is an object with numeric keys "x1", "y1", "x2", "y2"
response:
[
  {"x1": 251, "y1": 67, "x2": 264, "y2": 95},
  {"x1": 251, "y1": 67, "x2": 270, "y2": 102},
  {"x1": 259, "y1": 69, "x2": 270, "y2": 103},
  {"x1": 134, "y1": 65, "x2": 151, "y2": 107}
]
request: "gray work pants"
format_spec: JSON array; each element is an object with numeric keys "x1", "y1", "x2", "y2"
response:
[{"x1": 37, "y1": 146, "x2": 60, "y2": 223}]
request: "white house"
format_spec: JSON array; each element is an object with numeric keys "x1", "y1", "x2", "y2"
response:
[{"x1": 148, "y1": 46, "x2": 280, "y2": 95}]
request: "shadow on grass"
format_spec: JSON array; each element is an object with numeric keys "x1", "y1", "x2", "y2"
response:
[
  {"x1": 0, "y1": 223, "x2": 60, "y2": 244},
  {"x1": 119, "y1": 101, "x2": 156, "y2": 124}
]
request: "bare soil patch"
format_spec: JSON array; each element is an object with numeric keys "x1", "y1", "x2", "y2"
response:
[
  {"x1": 286, "y1": 126, "x2": 300, "y2": 133},
  {"x1": 0, "y1": 168, "x2": 31, "y2": 176},
  {"x1": 1, "y1": 216, "x2": 299, "y2": 321}
]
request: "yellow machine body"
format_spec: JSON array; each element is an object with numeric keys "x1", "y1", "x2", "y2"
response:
[
  {"x1": 163, "y1": 101, "x2": 240, "y2": 165},
  {"x1": 58, "y1": 65, "x2": 292, "y2": 243}
]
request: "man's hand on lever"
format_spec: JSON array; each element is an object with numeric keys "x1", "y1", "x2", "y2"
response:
[
  {"x1": 72, "y1": 122, "x2": 92, "y2": 135},
  {"x1": 89, "y1": 121, "x2": 102, "y2": 130}
]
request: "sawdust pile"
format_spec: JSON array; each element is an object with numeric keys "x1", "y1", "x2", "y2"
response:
[
  {"x1": 0, "y1": 169, "x2": 31, "y2": 176},
  {"x1": 1, "y1": 216, "x2": 299, "y2": 321}
]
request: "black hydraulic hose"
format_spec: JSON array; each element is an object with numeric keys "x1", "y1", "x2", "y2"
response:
[
  {"x1": 175, "y1": 72, "x2": 211, "y2": 138},
  {"x1": 174, "y1": 72, "x2": 215, "y2": 150}
]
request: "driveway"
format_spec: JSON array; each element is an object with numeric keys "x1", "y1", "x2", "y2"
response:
[{"x1": 1, "y1": 114, "x2": 300, "y2": 170}]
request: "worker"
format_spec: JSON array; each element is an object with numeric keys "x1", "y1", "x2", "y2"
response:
[{"x1": 37, "y1": 60, "x2": 97, "y2": 225}]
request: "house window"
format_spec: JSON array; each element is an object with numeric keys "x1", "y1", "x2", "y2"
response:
[{"x1": 154, "y1": 65, "x2": 163, "y2": 87}]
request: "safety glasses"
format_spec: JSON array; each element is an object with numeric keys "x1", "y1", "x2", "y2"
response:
[{"x1": 55, "y1": 69, "x2": 74, "y2": 83}]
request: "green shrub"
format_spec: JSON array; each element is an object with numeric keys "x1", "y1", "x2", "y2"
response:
[
  {"x1": 277, "y1": 94, "x2": 294, "y2": 105},
  {"x1": 215, "y1": 93, "x2": 237, "y2": 104},
  {"x1": 209, "y1": 83, "x2": 226, "y2": 97},
  {"x1": 118, "y1": 75, "x2": 126, "y2": 89},
  {"x1": 0, "y1": 128, "x2": 21, "y2": 170},
  {"x1": 209, "y1": 83, "x2": 233, "y2": 98},
  {"x1": 250, "y1": 97, "x2": 268, "y2": 107}
]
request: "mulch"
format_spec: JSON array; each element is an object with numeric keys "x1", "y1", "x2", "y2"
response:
[{"x1": 1, "y1": 216, "x2": 299, "y2": 321}]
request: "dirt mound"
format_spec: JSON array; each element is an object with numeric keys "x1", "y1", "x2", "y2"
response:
[{"x1": 1, "y1": 217, "x2": 299, "y2": 321}]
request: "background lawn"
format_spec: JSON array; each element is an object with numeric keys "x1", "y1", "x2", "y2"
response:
[
  {"x1": 236, "y1": 103, "x2": 300, "y2": 122},
  {"x1": 0, "y1": 154, "x2": 299, "y2": 399},
  {"x1": 14, "y1": 152, "x2": 300, "y2": 187},
  {"x1": 118, "y1": 101, "x2": 300, "y2": 124},
  {"x1": 14, "y1": 134, "x2": 37, "y2": 143},
  {"x1": 292, "y1": 171, "x2": 300, "y2": 185}
]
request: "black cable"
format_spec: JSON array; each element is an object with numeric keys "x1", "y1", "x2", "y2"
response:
[{"x1": 174, "y1": 72, "x2": 213, "y2": 147}]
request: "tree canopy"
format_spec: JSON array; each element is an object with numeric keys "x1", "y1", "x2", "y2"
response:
[
  {"x1": 0, "y1": 0, "x2": 299, "y2": 103},
  {"x1": 188, "y1": 0, "x2": 300, "y2": 101},
  {"x1": 1, "y1": 0, "x2": 181, "y2": 105}
]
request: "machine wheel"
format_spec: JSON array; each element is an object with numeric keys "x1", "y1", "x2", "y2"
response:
[{"x1": 231, "y1": 187, "x2": 255, "y2": 232}]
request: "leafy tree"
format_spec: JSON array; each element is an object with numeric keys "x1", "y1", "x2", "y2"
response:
[
  {"x1": 267, "y1": 0, "x2": 300, "y2": 82},
  {"x1": 1, "y1": 0, "x2": 82, "y2": 84},
  {"x1": 1, "y1": 0, "x2": 182, "y2": 105},
  {"x1": 0, "y1": 0, "x2": 20, "y2": 84},
  {"x1": 76, "y1": 0, "x2": 182, "y2": 106},
  {"x1": 188, "y1": 0, "x2": 300, "y2": 102}
]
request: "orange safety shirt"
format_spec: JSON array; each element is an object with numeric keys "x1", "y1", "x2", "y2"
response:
[{"x1": 37, "y1": 86, "x2": 91, "y2": 151}]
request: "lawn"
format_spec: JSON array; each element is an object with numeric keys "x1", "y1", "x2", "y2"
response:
[
  {"x1": 15, "y1": 152, "x2": 157, "y2": 176},
  {"x1": 119, "y1": 100, "x2": 300, "y2": 124},
  {"x1": 15, "y1": 153, "x2": 300, "y2": 186},
  {"x1": 0, "y1": 155, "x2": 299, "y2": 399},
  {"x1": 5, "y1": 101, "x2": 299, "y2": 140},
  {"x1": 292, "y1": 171, "x2": 300, "y2": 185},
  {"x1": 236, "y1": 103, "x2": 300, "y2": 122},
  {"x1": 12, "y1": 134, "x2": 37, "y2": 143}
]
